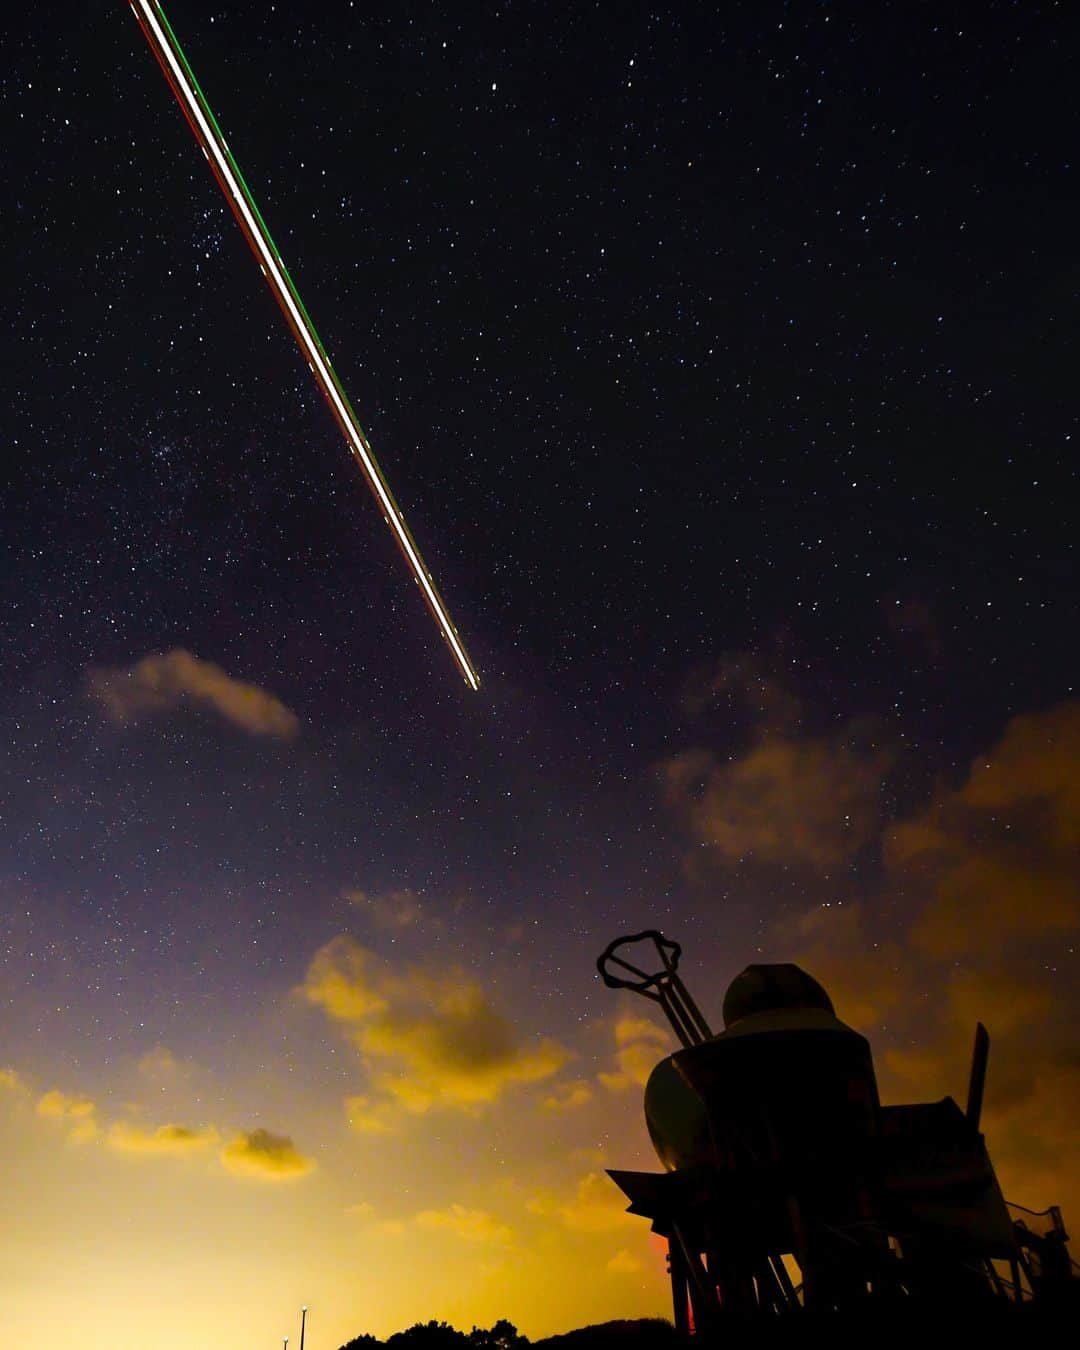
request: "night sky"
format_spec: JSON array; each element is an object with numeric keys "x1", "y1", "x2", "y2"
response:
[{"x1": 2, "y1": 3, "x2": 1077, "y2": 1347}]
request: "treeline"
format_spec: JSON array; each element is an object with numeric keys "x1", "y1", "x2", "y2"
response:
[{"x1": 339, "y1": 1318, "x2": 680, "y2": 1350}]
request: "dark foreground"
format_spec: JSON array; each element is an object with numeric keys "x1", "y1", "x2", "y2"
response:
[{"x1": 340, "y1": 1293, "x2": 1079, "y2": 1350}]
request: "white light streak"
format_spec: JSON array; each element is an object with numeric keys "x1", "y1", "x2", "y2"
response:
[{"x1": 130, "y1": 0, "x2": 479, "y2": 689}]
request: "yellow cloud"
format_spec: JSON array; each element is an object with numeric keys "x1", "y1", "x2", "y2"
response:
[
  {"x1": 606, "y1": 1249, "x2": 644, "y2": 1275},
  {"x1": 303, "y1": 937, "x2": 568, "y2": 1124},
  {"x1": 543, "y1": 1081, "x2": 594, "y2": 1112},
  {"x1": 107, "y1": 1122, "x2": 220, "y2": 1156},
  {"x1": 219, "y1": 1129, "x2": 314, "y2": 1181},
  {"x1": 0, "y1": 1068, "x2": 25, "y2": 1094},
  {"x1": 36, "y1": 1089, "x2": 99, "y2": 1142},
  {"x1": 598, "y1": 1015, "x2": 670, "y2": 1092},
  {"x1": 304, "y1": 939, "x2": 390, "y2": 1022},
  {"x1": 530, "y1": 1172, "x2": 635, "y2": 1235},
  {"x1": 87, "y1": 648, "x2": 299, "y2": 739},
  {"x1": 344, "y1": 1095, "x2": 394, "y2": 1135},
  {"x1": 414, "y1": 1204, "x2": 514, "y2": 1247},
  {"x1": 360, "y1": 986, "x2": 567, "y2": 1113}
]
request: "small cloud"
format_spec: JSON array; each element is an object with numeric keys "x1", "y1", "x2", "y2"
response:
[
  {"x1": 543, "y1": 1080, "x2": 594, "y2": 1112},
  {"x1": 303, "y1": 937, "x2": 568, "y2": 1124},
  {"x1": 137, "y1": 1046, "x2": 188, "y2": 1082},
  {"x1": 664, "y1": 653, "x2": 891, "y2": 872},
  {"x1": 414, "y1": 1203, "x2": 514, "y2": 1247},
  {"x1": 219, "y1": 1128, "x2": 314, "y2": 1181},
  {"x1": 664, "y1": 733, "x2": 890, "y2": 870},
  {"x1": 682, "y1": 650, "x2": 803, "y2": 731},
  {"x1": 107, "y1": 1121, "x2": 219, "y2": 1156},
  {"x1": 0, "y1": 1068, "x2": 26, "y2": 1094},
  {"x1": 345, "y1": 1200, "x2": 376, "y2": 1220},
  {"x1": 345, "y1": 888, "x2": 430, "y2": 931},
  {"x1": 87, "y1": 648, "x2": 299, "y2": 740},
  {"x1": 36, "y1": 1089, "x2": 99, "y2": 1142},
  {"x1": 344, "y1": 1095, "x2": 394, "y2": 1135},
  {"x1": 606, "y1": 1249, "x2": 643, "y2": 1275},
  {"x1": 599, "y1": 1015, "x2": 669, "y2": 1092},
  {"x1": 531, "y1": 1172, "x2": 633, "y2": 1235},
  {"x1": 304, "y1": 940, "x2": 389, "y2": 1023}
]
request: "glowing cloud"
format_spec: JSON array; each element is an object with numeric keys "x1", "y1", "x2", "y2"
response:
[
  {"x1": 598, "y1": 1015, "x2": 670, "y2": 1093},
  {"x1": 543, "y1": 1081, "x2": 595, "y2": 1112},
  {"x1": 606, "y1": 1249, "x2": 644, "y2": 1275},
  {"x1": 36, "y1": 1089, "x2": 99, "y2": 1142},
  {"x1": 664, "y1": 734, "x2": 890, "y2": 869},
  {"x1": 778, "y1": 700, "x2": 1080, "y2": 1223},
  {"x1": 414, "y1": 1204, "x2": 514, "y2": 1247},
  {"x1": 303, "y1": 937, "x2": 568, "y2": 1121},
  {"x1": 88, "y1": 648, "x2": 299, "y2": 739},
  {"x1": 0, "y1": 1068, "x2": 25, "y2": 1094},
  {"x1": 530, "y1": 1172, "x2": 636, "y2": 1235},
  {"x1": 888, "y1": 698, "x2": 1080, "y2": 958},
  {"x1": 220, "y1": 1128, "x2": 315, "y2": 1181},
  {"x1": 108, "y1": 1121, "x2": 220, "y2": 1156}
]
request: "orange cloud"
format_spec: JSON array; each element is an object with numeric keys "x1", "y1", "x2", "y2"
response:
[
  {"x1": 87, "y1": 648, "x2": 299, "y2": 739},
  {"x1": 220, "y1": 1129, "x2": 314, "y2": 1181},
  {"x1": 303, "y1": 937, "x2": 568, "y2": 1123},
  {"x1": 664, "y1": 734, "x2": 891, "y2": 869},
  {"x1": 776, "y1": 700, "x2": 1080, "y2": 1223},
  {"x1": 887, "y1": 699, "x2": 1080, "y2": 958}
]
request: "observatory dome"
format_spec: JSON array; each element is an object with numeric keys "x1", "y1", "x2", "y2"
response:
[{"x1": 722, "y1": 963, "x2": 835, "y2": 1029}]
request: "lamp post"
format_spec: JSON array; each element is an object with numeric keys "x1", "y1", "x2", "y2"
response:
[
  {"x1": 300, "y1": 1306, "x2": 308, "y2": 1350},
  {"x1": 283, "y1": 1338, "x2": 289, "y2": 1350}
]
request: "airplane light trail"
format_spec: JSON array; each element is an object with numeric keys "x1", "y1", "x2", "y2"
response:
[{"x1": 129, "y1": 0, "x2": 480, "y2": 690}]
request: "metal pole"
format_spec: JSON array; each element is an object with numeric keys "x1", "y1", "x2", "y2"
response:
[{"x1": 300, "y1": 1307, "x2": 308, "y2": 1350}]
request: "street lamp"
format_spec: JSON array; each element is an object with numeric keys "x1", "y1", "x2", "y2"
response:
[{"x1": 300, "y1": 1306, "x2": 308, "y2": 1350}]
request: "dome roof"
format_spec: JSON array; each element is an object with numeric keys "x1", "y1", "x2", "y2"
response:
[{"x1": 722, "y1": 963, "x2": 835, "y2": 1029}]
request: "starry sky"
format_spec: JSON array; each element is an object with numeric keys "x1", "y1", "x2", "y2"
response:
[{"x1": 1, "y1": 2, "x2": 1077, "y2": 1347}]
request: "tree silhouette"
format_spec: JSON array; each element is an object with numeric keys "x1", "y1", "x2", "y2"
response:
[
  {"x1": 340, "y1": 1320, "x2": 533, "y2": 1350},
  {"x1": 469, "y1": 1320, "x2": 529, "y2": 1350}
]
